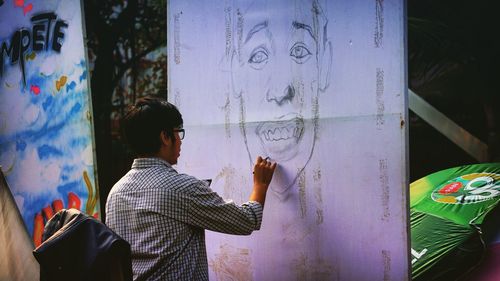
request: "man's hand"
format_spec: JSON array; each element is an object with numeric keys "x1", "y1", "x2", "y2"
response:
[{"x1": 250, "y1": 156, "x2": 277, "y2": 206}]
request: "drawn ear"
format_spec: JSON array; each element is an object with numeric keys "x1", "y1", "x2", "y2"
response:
[{"x1": 319, "y1": 39, "x2": 332, "y2": 92}]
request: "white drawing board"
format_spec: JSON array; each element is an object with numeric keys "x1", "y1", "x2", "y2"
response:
[{"x1": 168, "y1": 0, "x2": 409, "y2": 280}]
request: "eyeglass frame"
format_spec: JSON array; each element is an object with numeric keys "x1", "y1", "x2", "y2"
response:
[{"x1": 173, "y1": 128, "x2": 185, "y2": 140}]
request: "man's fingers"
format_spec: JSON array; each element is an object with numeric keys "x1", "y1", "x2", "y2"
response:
[
  {"x1": 271, "y1": 162, "x2": 277, "y2": 171},
  {"x1": 254, "y1": 156, "x2": 277, "y2": 177}
]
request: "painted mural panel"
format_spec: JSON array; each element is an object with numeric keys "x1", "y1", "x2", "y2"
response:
[
  {"x1": 0, "y1": 0, "x2": 99, "y2": 247},
  {"x1": 168, "y1": 0, "x2": 408, "y2": 280}
]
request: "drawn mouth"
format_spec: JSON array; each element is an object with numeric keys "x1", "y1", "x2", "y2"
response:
[{"x1": 255, "y1": 117, "x2": 304, "y2": 158}]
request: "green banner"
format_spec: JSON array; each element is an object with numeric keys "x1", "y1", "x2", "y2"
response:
[{"x1": 411, "y1": 163, "x2": 500, "y2": 280}]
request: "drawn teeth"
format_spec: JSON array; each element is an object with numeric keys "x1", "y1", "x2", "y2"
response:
[{"x1": 263, "y1": 126, "x2": 297, "y2": 141}]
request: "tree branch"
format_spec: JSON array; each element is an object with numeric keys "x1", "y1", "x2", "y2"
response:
[{"x1": 111, "y1": 43, "x2": 164, "y2": 89}]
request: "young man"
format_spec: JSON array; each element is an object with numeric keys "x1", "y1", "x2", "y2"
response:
[{"x1": 105, "y1": 96, "x2": 276, "y2": 281}]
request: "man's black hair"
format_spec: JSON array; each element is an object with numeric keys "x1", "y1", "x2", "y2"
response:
[{"x1": 121, "y1": 96, "x2": 183, "y2": 156}]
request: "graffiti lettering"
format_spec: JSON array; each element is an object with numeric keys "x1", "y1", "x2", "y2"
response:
[{"x1": 0, "y1": 12, "x2": 68, "y2": 86}]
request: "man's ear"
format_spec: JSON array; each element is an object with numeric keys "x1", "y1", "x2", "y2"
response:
[
  {"x1": 160, "y1": 131, "x2": 172, "y2": 147},
  {"x1": 319, "y1": 39, "x2": 332, "y2": 92}
]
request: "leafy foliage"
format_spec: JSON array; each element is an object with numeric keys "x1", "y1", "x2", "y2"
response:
[
  {"x1": 83, "y1": 0, "x2": 167, "y2": 219},
  {"x1": 408, "y1": 0, "x2": 500, "y2": 175}
]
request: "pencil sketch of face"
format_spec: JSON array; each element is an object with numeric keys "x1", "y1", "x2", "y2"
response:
[{"x1": 230, "y1": 0, "x2": 332, "y2": 196}]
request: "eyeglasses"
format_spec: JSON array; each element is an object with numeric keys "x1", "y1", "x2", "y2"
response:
[{"x1": 174, "y1": 128, "x2": 185, "y2": 140}]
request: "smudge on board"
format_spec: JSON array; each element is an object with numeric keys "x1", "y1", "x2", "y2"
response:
[
  {"x1": 376, "y1": 68, "x2": 385, "y2": 128},
  {"x1": 375, "y1": 0, "x2": 384, "y2": 48},
  {"x1": 214, "y1": 165, "x2": 246, "y2": 203},
  {"x1": 379, "y1": 159, "x2": 390, "y2": 221},
  {"x1": 174, "y1": 11, "x2": 182, "y2": 64},
  {"x1": 174, "y1": 88, "x2": 181, "y2": 108},
  {"x1": 313, "y1": 168, "x2": 324, "y2": 225},
  {"x1": 215, "y1": 166, "x2": 236, "y2": 199},
  {"x1": 236, "y1": 9, "x2": 244, "y2": 63},
  {"x1": 382, "y1": 250, "x2": 391, "y2": 281},
  {"x1": 298, "y1": 169, "x2": 307, "y2": 218},
  {"x1": 293, "y1": 253, "x2": 308, "y2": 281},
  {"x1": 297, "y1": 81, "x2": 305, "y2": 110},
  {"x1": 281, "y1": 221, "x2": 312, "y2": 245},
  {"x1": 315, "y1": 209, "x2": 324, "y2": 225},
  {"x1": 238, "y1": 95, "x2": 252, "y2": 164},
  {"x1": 292, "y1": 253, "x2": 334, "y2": 281},
  {"x1": 310, "y1": 259, "x2": 334, "y2": 281},
  {"x1": 220, "y1": 93, "x2": 231, "y2": 138},
  {"x1": 209, "y1": 243, "x2": 253, "y2": 281},
  {"x1": 224, "y1": 6, "x2": 232, "y2": 57},
  {"x1": 313, "y1": 168, "x2": 322, "y2": 185},
  {"x1": 312, "y1": 95, "x2": 320, "y2": 140}
]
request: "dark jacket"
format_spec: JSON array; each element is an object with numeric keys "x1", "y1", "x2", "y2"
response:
[{"x1": 33, "y1": 209, "x2": 132, "y2": 281}]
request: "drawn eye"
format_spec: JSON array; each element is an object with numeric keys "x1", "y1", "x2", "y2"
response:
[
  {"x1": 290, "y1": 43, "x2": 312, "y2": 64},
  {"x1": 248, "y1": 47, "x2": 269, "y2": 69}
]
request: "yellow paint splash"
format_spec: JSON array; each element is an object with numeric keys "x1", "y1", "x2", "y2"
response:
[
  {"x1": 83, "y1": 170, "x2": 99, "y2": 217},
  {"x1": 55, "y1": 76, "x2": 67, "y2": 91}
]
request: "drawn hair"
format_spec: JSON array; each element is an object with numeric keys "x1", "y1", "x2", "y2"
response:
[{"x1": 230, "y1": 0, "x2": 329, "y2": 59}]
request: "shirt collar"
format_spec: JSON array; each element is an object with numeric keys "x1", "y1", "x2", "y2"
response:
[{"x1": 131, "y1": 157, "x2": 173, "y2": 169}]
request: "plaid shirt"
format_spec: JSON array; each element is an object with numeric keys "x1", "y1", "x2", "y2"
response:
[{"x1": 105, "y1": 158, "x2": 263, "y2": 281}]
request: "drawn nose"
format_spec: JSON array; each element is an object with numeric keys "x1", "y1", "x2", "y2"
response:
[{"x1": 267, "y1": 85, "x2": 295, "y2": 106}]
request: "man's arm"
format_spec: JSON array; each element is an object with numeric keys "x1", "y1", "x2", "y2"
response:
[
  {"x1": 249, "y1": 156, "x2": 277, "y2": 207},
  {"x1": 185, "y1": 156, "x2": 277, "y2": 235}
]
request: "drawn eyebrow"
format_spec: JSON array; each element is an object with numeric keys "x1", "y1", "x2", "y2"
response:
[
  {"x1": 244, "y1": 21, "x2": 268, "y2": 44},
  {"x1": 292, "y1": 21, "x2": 316, "y2": 42}
]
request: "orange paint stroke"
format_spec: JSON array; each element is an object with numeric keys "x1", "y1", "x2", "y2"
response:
[
  {"x1": 42, "y1": 205, "x2": 54, "y2": 221},
  {"x1": 55, "y1": 76, "x2": 67, "y2": 91},
  {"x1": 23, "y1": 3, "x2": 32, "y2": 15},
  {"x1": 67, "y1": 192, "x2": 81, "y2": 210},
  {"x1": 52, "y1": 199, "x2": 64, "y2": 213},
  {"x1": 33, "y1": 213, "x2": 44, "y2": 247}
]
